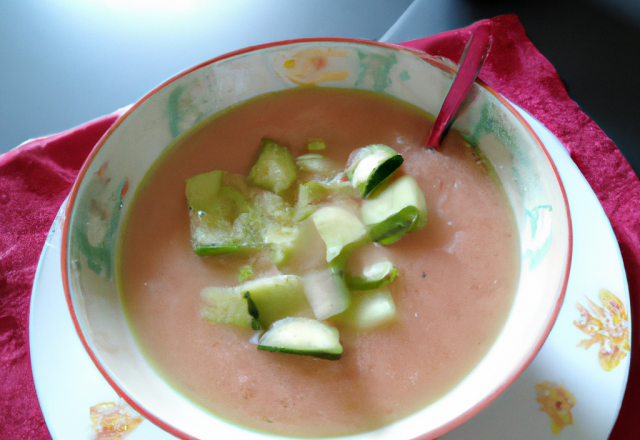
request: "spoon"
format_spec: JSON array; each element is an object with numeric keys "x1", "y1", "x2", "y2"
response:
[{"x1": 426, "y1": 24, "x2": 492, "y2": 148}]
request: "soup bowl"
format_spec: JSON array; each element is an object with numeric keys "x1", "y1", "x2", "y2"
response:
[{"x1": 62, "y1": 38, "x2": 571, "y2": 439}]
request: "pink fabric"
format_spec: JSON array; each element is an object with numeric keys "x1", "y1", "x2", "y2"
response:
[
  {"x1": 0, "y1": 14, "x2": 637, "y2": 439},
  {"x1": 0, "y1": 113, "x2": 121, "y2": 439}
]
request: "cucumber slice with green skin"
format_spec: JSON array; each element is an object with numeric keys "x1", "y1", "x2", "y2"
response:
[
  {"x1": 361, "y1": 175, "x2": 427, "y2": 245},
  {"x1": 258, "y1": 317, "x2": 343, "y2": 360},
  {"x1": 311, "y1": 206, "x2": 368, "y2": 263},
  {"x1": 347, "y1": 145, "x2": 404, "y2": 199},
  {"x1": 201, "y1": 286, "x2": 261, "y2": 330},
  {"x1": 332, "y1": 288, "x2": 397, "y2": 329},
  {"x1": 241, "y1": 275, "x2": 312, "y2": 328},
  {"x1": 345, "y1": 261, "x2": 398, "y2": 291},
  {"x1": 368, "y1": 206, "x2": 424, "y2": 245},
  {"x1": 248, "y1": 139, "x2": 297, "y2": 195},
  {"x1": 302, "y1": 269, "x2": 350, "y2": 320},
  {"x1": 201, "y1": 275, "x2": 311, "y2": 330}
]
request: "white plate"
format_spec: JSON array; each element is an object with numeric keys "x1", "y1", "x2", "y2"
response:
[{"x1": 29, "y1": 106, "x2": 630, "y2": 440}]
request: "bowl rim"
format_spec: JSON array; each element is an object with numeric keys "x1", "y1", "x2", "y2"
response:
[{"x1": 60, "y1": 37, "x2": 573, "y2": 440}]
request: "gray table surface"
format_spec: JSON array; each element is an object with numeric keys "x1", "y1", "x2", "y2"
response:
[{"x1": 1, "y1": 0, "x2": 639, "y2": 174}]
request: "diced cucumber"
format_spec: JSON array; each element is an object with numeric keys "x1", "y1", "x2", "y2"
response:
[
  {"x1": 187, "y1": 172, "x2": 266, "y2": 255},
  {"x1": 347, "y1": 145, "x2": 403, "y2": 199},
  {"x1": 367, "y1": 206, "x2": 424, "y2": 245},
  {"x1": 264, "y1": 224, "x2": 299, "y2": 265},
  {"x1": 238, "y1": 266, "x2": 253, "y2": 282},
  {"x1": 333, "y1": 289, "x2": 397, "y2": 329},
  {"x1": 298, "y1": 181, "x2": 357, "y2": 206},
  {"x1": 345, "y1": 261, "x2": 398, "y2": 291},
  {"x1": 277, "y1": 218, "x2": 328, "y2": 274},
  {"x1": 240, "y1": 275, "x2": 312, "y2": 328},
  {"x1": 216, "y1": 186, "x2": 251, "y2": 221},
  {"x1": 296, "y1": 154, "x2": 342, "y2": 181},
  {"x1": 302, "y1": 269, "x2": 350, "y2": 320},
  {"x1": 311, "y1": 206, "x2": 368, "y2": 262},
  {"x1": 185, "y1": 170, "x2": 223, "y2": 213},
  {"x1": 258, "y1": 317, "x2": 343, "y2": 360},
  {"x1": 251, "y1": 187, "x2": 296, "y2": 225},
  {"x1": 294, "y1": 180, "x2": 358, "y2": 222},
  {"x1": 361, "y1": 175, "x2": 427, "y2": 245},
  {"x1": 187, "y1": 168, "x2": 302, "y2": 257},
  {"x1": 307, "y1": 138, "x2": 326, "y2": 151},
  {"x1": 248, "y1": 188, "x2": 299, "y2": 263},
  {"x1": 201, "y1": 275, "x2": 311, "y2": 329},
  {"x1": 201, "y1": 286, "x2": 261, "y2": 330},
  {"x1": 248, "y1": 139, "x2": 297, "y2": 195}
]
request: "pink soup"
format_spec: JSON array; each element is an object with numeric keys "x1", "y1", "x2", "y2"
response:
[{"x1": 119, "y1": 87, "x2": 519, "y2": 437}]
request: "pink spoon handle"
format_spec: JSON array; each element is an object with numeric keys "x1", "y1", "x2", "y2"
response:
[{"x1": 426, "y1": 24, "x2": 492, "y2": 148}]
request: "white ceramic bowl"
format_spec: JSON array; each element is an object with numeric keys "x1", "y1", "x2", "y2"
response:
[{"x1": 61, "y1": 39, "x2": 571, "y2": 440}]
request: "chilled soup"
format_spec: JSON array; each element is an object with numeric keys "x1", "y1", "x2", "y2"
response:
[{"x1": 119, "y1": 87, "x2": 520, "y2": 437}]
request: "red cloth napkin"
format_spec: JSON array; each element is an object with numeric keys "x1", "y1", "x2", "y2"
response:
[{"x1": 1, "y1": 14, "x2": 638, "y2": 439}]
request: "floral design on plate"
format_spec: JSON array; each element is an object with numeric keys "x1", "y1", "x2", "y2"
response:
[
  {"x1": 90, "y1": 399, "x2": 143, "y2": 440},
  {"x1": 574, "y1": 289, "x2": 629, "y2": 371},
  {"x1": 278, "y1": 47, "x2": 349, "y2": 85},
  {"x1": 535, "y1": 381, "x2": 576, "y2": 434}
]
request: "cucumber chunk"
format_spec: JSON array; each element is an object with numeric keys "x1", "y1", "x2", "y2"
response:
[
  {"x1": 201, "y1": 286, "x2": 261, "y2": 330},
  {"x1": 248, "y1": 139, "x2": 297, "y2": 195},
  {"x1": 311, "y1": 206, "x2": 368, "y2": 263},
  {"x1": 361, "y1": 175, "x2": 427, "y2": 245},
  {"x1": 307, "y1": 138, "x2": 326, "y2": 151},
  {"x1": 333, "y1": 288, "x2": 397, "y2": 329},
  {"x1": 238, "y1": 266, "x2": 253, "y2": 282},
  {"x1": 347, "y1": 144, "x2": 403, "y2": 199},
  {"x1": 345, "y1": 261, "x2": 398, "y2": 291},
  {"x1": 294, "y1": 180, "x2": 359, "y2": 222},
  {"x1": 302, "y1": 269, "x2": 350, "y2": 320},
  {"x1": 201, "y1": 276, "x2": 311, "y2": 329},
  {"x1": 277, "y1": 218, "x2": 328, "y2": 274},
  {"x1": 240, "y1": 275, "x2": 312, "y2": 328},
  {"x1": 368, "y1": 206, "x2": 424, "y2": 245},
  {"x1": 186, "y1": 171, "x2": 266, "y2": 255},
  {"x1": 264, "y1": 223, "x2": 299, "y2": 265},
  {"x1": 250, "y1": 188, "x2": 299, "y2": 264},
  {"x1": 296, "y1": 154, "x2": 342, "y2": 182},
  {"x1": 187, "y1": 170, "x2": 300, "y2": 257},
  {"x1": 185, "y1": 170, "x2": 223, "y2": 213},
  {"x1": 258, "y1": 317, "x2": 343, "y2": 360}
]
